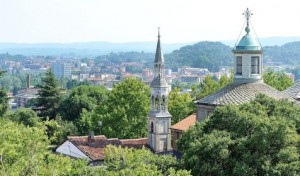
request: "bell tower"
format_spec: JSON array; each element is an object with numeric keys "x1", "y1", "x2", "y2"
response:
[
  {"x1": 233, "y1": 8, "x2": 263, "y2": 82},
  {"x1": 148, "y1": 28, "x2": 172, "y2": 153}
]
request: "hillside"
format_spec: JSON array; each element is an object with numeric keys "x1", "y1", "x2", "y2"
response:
[
  {"x1": 165, "y1": 41, "x2": 233, "y2": 71},
  {"x1": 264, "y1": 42, "x2": 300, "y2": 65}
]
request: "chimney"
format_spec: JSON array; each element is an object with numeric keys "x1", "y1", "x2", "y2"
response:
[
  {"x1": 88, "y1": 131, "x2": 95, "y2": 142},
  {"x1": 26, "y1": 74, "x2": 30, "y2": 89}
]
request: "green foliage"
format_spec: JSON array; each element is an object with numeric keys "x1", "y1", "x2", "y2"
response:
[
  {"x1": 125, "y1": 65, "x2": 143, "y2": 73},
  {"x1": 65, "y1": 78, "x2": 91, "y2": 90},
  {"x1": 44, "y1": 115, "x2": 78, "y2": 144},
  {"x1": 95, "y1": 51, "x2": 154, "y2": 65},
  {"x1": 264, "y1": 42, "x2": 300, "y2": 65},
  {"x1": 0, "y1": 119, "x2": 48, "y2": 175},
  {"x1": 4, "y1": 108, "x2": 41, "y2": 127},
  {"x1": 3, "y1": 108, "x2": 78, "y2": 145},
  {"x1": 93, "y1": 77, "x2": 150, "y2": 138},
  {"x1": 0, "y1": 118, "x2": 91, "y2": 175},
  {"x1": 59, "y1": 85, "x2": 108, "y2": 121},
  {"x1": 178, "y1": 94, "x2": 300, "y2": 175},
  {"x1": 165, "y1": 42, "x2": 233, "y2": 71},
  {"x1": 103, "y1": 145, "x2": 191, "y2": 176},
  {"x1": 168, "y1": 88, "x2": 195, "y2": 124},
  {"x1": 35, "y1": 69, "x2": 64, "y2": 119},
  {"x1": 77, "y1": 109, "x2": 94, "y2": 135},
  {"x1": 0, "y1": 74, "x2": 21, "y2": 91},
  {"x1": 192, "y1": 75, "x2": 233, "y2": 100},
  {"x1": 263, "y1": 70, "x2": 293, "y2": 91},
  {"x1": 0, "y1": 71, "x2": 8, "y2": 116}
]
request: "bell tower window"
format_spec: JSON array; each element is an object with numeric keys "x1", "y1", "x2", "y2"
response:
[
  {"x1": 151, "y1": 122, "x2": 154, "y2": 133},
  {"x1": 236, "y1": 56, "x2": 242, "y2": 75},
  {"x1": 251, "y1": 56, "x2": 259, "y2": 74}
]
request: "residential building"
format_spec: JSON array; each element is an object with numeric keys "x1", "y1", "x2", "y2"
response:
[{"x1": 51, "y1": 62, "x2": 71, "y2": 79}]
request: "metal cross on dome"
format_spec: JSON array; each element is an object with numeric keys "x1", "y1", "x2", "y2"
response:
[
  {"x1": 243, "y1": 8, "x2": 253, "y2": 34},
  {"x1": 243, "y1": 8, "x2": 253, "y2": 20}
]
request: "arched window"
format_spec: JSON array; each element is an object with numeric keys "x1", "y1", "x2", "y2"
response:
[
  {"x1": 155, "y1": 96, "x2": 159, "y2": 110},
  {"x1": 162, "y1": 95, "x2": 166, "y2": 111},
  {"x1": 151, "y1": 95, "x2": 154, "y2": 108},
  {"x1": 151, "y1": 122, "x2": 154, "y2": 133}
]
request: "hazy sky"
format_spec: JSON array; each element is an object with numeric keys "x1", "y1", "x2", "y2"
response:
[{"x1": 0, "y1": 0, "x2": 299, "y2": 43}]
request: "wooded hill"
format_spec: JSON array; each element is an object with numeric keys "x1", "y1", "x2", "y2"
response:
[
  {"x1": 165, "y1": 41, "x2": 233, "y2": 71},
  {"x1": 165, "y1": 41, "x2": 300, "y2": 71}
]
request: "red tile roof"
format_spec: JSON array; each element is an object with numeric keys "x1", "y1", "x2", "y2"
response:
[
  {"x1": 170, "y1": 113, "x2": 196, "y2": 132},
  {"x1": 67, "y1": 135, "x2": 148, "y2": 161}
]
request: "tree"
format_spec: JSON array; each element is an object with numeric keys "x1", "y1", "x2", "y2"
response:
[
  {"x1": 0, "y1": 70, "x2": 8, "y2": 116},
  {"x1": 4, "y1": 108, "x2": 41, "y2": 127},
  {"x1": 168, "y1": 88, "x2": 195, "y2": 124},
  {"x1": 263, "y1": 70, "x2": 293, "y2": 91},
  {"x1": 66, "y1": 79, "x2": 91, "y2": 90},
  {"x1": 35, "y1": 69, "x2": 63, "y2": 119},
  {"x1": 92, "y1": 77, "x2": 150, "y2": 138},
  {"x1": 103, "y1": 145, "x2": 191, "y2": 176},
  {"x1": 178, "y1": 94, "x2": 300, "y2": 175},
  {"x1": 0, "y1": 75, "x2": 22, "y2": 92},
  {"x1": 44, "y1": 115, "x2": 78, "y2": 144},
  {"x1": 0, "y1": 118, "x2": 91, "y2": 175},
  {"x1": 59, "y1": 85, "x2": 108, "y2": 121},
  {"x1": 192, "y1": 75, "x2": 233, "y2": 100},
  {"x1": 3, "y1": 108, "x2": 78, "y2": 145}
]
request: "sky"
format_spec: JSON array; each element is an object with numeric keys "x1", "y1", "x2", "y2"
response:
[{"x1": 0, "y1": 0, "x2": 300, "y2": 43}]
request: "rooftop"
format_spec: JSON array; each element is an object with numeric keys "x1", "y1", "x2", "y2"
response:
[
  {"x1": 283, "y1": 81, "x2": 300, "y2": 100},
  {"x1": 67, "y1": 135, "x2": 147, "y2": 161},
  {"x1": 170, "y1": 113, "x2": 196, "y2": 131},
  {"x1": 235, "y1": 33, "x2": 262, "y2": 50},
  {"x1": 196, "y1": 81, "x2": 293, "y2": 106}
]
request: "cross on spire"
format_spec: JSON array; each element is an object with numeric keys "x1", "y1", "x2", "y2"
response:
[
  {"x1": 243, "y1": 8, "x2": 253, "y2": 34},
  {"x1": 158, "y1": 27, "x2": 160, "y2": 38}
]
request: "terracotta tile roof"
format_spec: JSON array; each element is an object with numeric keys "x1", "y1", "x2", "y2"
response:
[
  {"x1": 120, "y1": 138, "x2": 148, "y2": 148},
  {"x1": 67, "y1": 135, "x2": 147, "y2": 161},
  {"x1": 170, "y1": 113, "x2": 196, "y2": 131}
]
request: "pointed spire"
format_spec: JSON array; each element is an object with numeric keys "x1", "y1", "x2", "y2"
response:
[
  {"x1": 158, "y1": 27, "x2": 161, "y2": 38},
  {"x1": 243, "y1": 8, "x2": 252, "y2": 34},
  {"x1": 155, "y1": 27, "x2": 164, "y2": 63}
]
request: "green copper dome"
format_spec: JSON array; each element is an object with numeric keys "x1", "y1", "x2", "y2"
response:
[
  {"x1": 235, "y1": 33, "x2": 261, "y2": 50},
  {"x1": 234, "y1": 8, "x2": 262, "y2": 51}
]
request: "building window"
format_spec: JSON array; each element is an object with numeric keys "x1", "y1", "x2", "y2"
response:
[
  {"x1": 161, "y1": 95, "x2": 165, "y2": 111},
  {"x1": 155, "y1": 96, "x2": 159, "y2": 110},
  {"x1": 236, "y1": 57, "x2": 242, "y2": 75},
  {"x1": 151, "y1": 122, "x2": 154, "y2": 133},
  {"x1": 251, "y1": 56, "x2": 260, "y2": 74},
  {"x1": 176, "y1": 132, "x2": 180, "y2": 139}
]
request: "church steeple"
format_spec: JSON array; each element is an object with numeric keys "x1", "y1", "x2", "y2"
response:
[
  {"x1": 155, "y1": 27, "x2": 164, "y2": 63},
  {"x1": 151, "y1": 27, "x2": 168, "y2": 88},
  {"x1": 148, "y1": 28, "x2": 172, "y2": 153}
]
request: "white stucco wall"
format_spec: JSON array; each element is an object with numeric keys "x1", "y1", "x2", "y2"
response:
[
  {"x1": 56, "y1": 140, "x2": 90, "y2": 160},
  {"x1": 234, "y1": 53, "x2": 263, "y2": 80}
]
